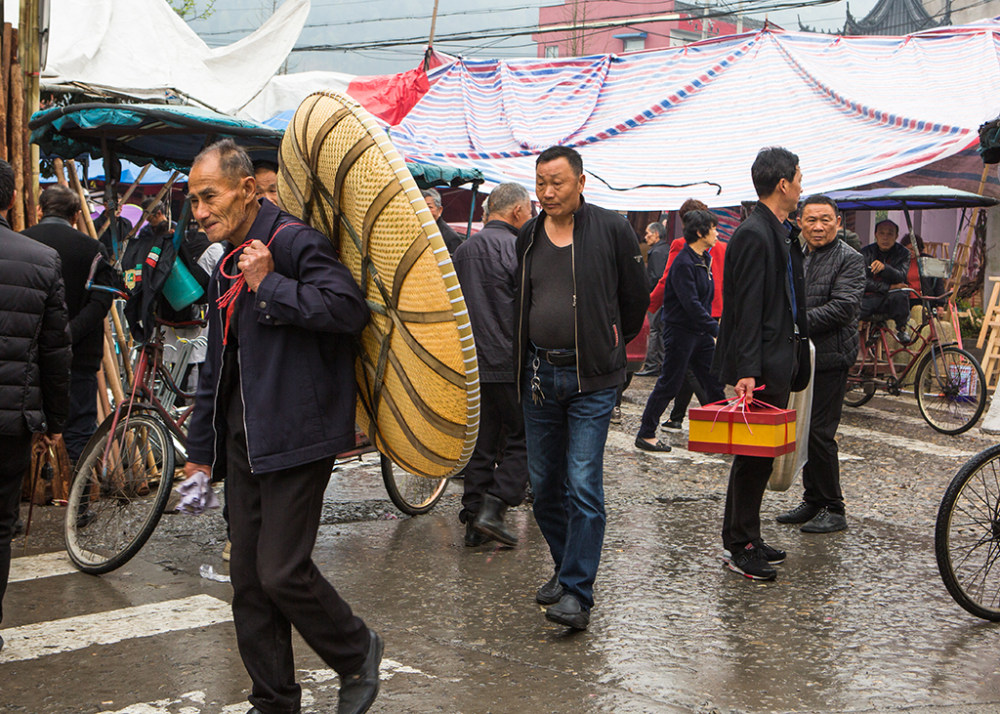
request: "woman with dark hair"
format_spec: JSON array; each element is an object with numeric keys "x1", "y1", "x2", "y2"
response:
[{"x1": 635, "y1": 210, "x2": 726, "y2": 451}]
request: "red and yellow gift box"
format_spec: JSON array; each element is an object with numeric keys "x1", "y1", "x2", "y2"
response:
[{"x1": 688, "y1": 399, "x2": 796, "y2": 457}]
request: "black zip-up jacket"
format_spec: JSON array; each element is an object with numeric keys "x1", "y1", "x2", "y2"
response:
[
  {"x1": 24, "y1": 216, "x2": 114, "y2": 371},
  {"x1": 0, "y1": 218, "x2": 72, "y2": 436},
  {"x1": 860, "y1": 242, "x2": 909, "y2": 295},
  {"x1": 453, "y1": 219, "x2": 519, "y2": 383},
  {"x1": 515, "y1": 196, "x2": 649, "y2": 394},
  {"x1": 712, "y1": 203, "x2": 810, "y2": 398},
  {"x1": 661, "y1": 244, "x2": 718, "y2": 336},
  {"x1": 803, "y1": 237, "x2": 865, "y2": 372},
  {"x1": 646, "y1": 239, "x2": 669, "y2": 292},
  {"x1": 185, "y1": 201, "x2": 369, "y2": 475}
]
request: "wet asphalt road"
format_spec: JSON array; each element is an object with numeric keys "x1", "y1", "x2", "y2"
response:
[{"x1": 3, "y1": 380, "x2": 1000, "y2": 713}]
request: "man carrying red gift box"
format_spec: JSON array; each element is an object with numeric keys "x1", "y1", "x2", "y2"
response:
[{"x1": 711, "y1": 147, "x2": 811, "y2": 581}]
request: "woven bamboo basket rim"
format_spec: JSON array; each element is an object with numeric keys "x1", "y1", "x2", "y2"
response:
[{"x1": 277, "y1": 90, "x2": 479, "y2": 479}]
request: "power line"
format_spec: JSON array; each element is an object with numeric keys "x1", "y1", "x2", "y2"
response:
[{"x1": 290, "y1": 0, "x2": 841, "y2": 53}]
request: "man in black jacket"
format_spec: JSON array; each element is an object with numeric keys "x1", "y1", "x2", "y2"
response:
[
  {"x1": 0, "y1": 160, "x2": 72, "y2": 652},
  {"x1": 182, "y1": 140, "x2": 380, "y2": 714},
  {"x1": 777, "y1": 195, "x2": 863, "y2": 534},
  {"x1": 860, "y1": 219, "x2": 912, "y2": 344},
  {"x1": 515, "y1": 146, "x2": 648, "y2": 629},
  {"x1": 635, "y1": 222, "x2": 670, "y2": 377},
  {"x1": 453, "y1": 183, "x2": 532, "y2": 548},
  {"x1": 24, "y1": 185, "x2": 114, "y2": 462},
  {"x1": 713, "y1": 147, "x2": 810, "y2": 582}
]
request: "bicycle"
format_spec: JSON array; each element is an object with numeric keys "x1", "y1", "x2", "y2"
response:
[
  {"x1": 936, "y1": 443, "x2": 1000, "y2": 620},
  {"x1": 843, "y1": 288, "x2": 986, "y2": 435},
  {"x1": 65, "y1": 316, "x2": 449, "y2": 575}
]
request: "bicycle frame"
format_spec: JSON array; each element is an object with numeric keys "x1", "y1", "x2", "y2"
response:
[{"x1": 850, "y1": 288, "x2": 957, "y2": 395}]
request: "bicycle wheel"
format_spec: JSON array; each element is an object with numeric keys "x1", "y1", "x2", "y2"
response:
[
  {"x1": 65, "y1": 413, "x2": 176, "y2": 574},
  {"x1": 915, "y1": 346, "x2": 986, "y2": 435},
  {"x1": 936, "y1": 444, "x2": 1000, "y2": 620},
  {"x1": 381, "y1": 454, "x2": 449, "y2": 515},
  {"x1": 843, "y1": 375, "x2": 875, "y2": 407}
]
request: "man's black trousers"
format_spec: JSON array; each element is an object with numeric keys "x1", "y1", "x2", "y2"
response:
[
  {"x1": 64, "y1": 369, "x2": 99, "y2": 462},
  {"x1": 721, "y1": 389, "x2": 789, "y2": 552},
  {"x1": 802, "y1": 368, "x2": 848, "y2": 514},
  {"x1": 861, "y1": 291, "x2": 910, "y2": 331},
  {"x1": 225, "y1": 386, "x2": 369, "y2": 714},
  {"x1": 461, "y1": 382, "x2": 527, "y2": 519},
  {"x1": 0, "y1": 433, "x2": 31, "y2": 625}
]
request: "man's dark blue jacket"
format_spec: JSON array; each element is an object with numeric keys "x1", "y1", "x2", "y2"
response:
[
  {"x1": 660, "y1": 243, "x2": 718, "y2": 337},
  {"x1": 185, "y1": 200, "x2": 369, "y2": 475}
]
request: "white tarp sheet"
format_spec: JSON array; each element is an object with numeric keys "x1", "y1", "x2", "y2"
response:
[
  {"x1": 39, "y1": 0, "x2": 310, "y2": 115},
  {"x1": 239, "y1": 70, "x2": 355, "y2": 123}
]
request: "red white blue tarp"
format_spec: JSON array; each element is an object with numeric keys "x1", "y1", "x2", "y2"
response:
[{"x1": 389, "y1": 20, "x2": 1000, "y2": 210}]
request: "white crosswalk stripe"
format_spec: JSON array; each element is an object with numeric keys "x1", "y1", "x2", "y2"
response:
[
  {"x1": 8, "y1": 550, "x2": 78, "y2": 583},
  {"x1": 0, "y1": 594, "x2": 232, "y2": 664}
]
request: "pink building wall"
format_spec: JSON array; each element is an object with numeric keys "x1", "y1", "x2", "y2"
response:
[{"x1": 534, "y1": 0, "x2": 745, "y2": 58}]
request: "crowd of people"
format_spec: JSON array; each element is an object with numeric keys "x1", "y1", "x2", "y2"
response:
[{"x1": 0, "y1": 140, "x2": 943, "y2": 713}]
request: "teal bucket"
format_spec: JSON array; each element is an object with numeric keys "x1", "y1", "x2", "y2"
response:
[{"x1": 163, "y1": 260, "x2": 204, "y2": 310}]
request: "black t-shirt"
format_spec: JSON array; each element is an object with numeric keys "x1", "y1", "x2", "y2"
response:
[{"x1": 528, "y1": 227, "x2": 575, "y2": 350}]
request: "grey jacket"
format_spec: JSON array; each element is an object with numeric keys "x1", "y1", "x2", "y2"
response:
[{"x1": 803, "y1": 237, "x2": 865, "y2": 372}]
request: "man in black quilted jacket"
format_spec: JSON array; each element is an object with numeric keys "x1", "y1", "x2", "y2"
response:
[
  {"x1": 777, "y1": 195, "x2": 864, "y2": 534},
  {"x1": 0, "y1": 159, "x2": 72, "y2": 651}
]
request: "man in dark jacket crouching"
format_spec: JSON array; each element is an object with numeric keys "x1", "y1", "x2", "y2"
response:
[
  {"x1": 453, "y1": 182, "x2": 532, "y2": 547},
  {"x1": 777, "y1": 195, "x2": 863, "y2": 534},
  {"x1": 183, "y1": 140, "x2": 381, "y2": 714},
  {"x1": 0, "y1": 159, "x2": 71, "y2": 651}
]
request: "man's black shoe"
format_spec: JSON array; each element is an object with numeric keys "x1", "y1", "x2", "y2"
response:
[
  {"x1": 725, "y1": 543, "x2": 777, "y2": 581},
  {"x1": 545, "y1": 593, "x2": 589, "y2": 630},
  {"x1": 635, "y1": 368, "x2": 660, "y2": 377},
  {"x1": 248, "y1": 708, "x2": 298, "y2": 714},
  {"x1": 12, "y1": 518, "x2": 24, "y2": 536},
  {"x1": 661, "y1": 419, "x2": 683, "y2": 430},
  {"x1": 0, "y1": 633, "x2": 4, "y2": 652},
  {"x1": 801, "y1": 507, "x2": 848, "y2": 533},
  {"x1": 776, "y1": 501, "x2": 820, "y2": 524},
  {"x1": 464, "y1": 521, "x2": 492, "y2": 547},
  {"x1": 338, "y1": 629, "x2": 383, "y2": 714},
  {"x1": 473, "y1": 494, "x2": 518, "y2": 547},
  {"x1": 896, "y1": 328, "x2": 914, "y2": 345},
  {"x1": 535, "y1": 571, "x2": 564, "y2": 605}
]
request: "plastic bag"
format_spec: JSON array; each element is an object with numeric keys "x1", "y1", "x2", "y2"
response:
[{"x1": 767, "y1": 339, "x2": 815, "y2": 492}]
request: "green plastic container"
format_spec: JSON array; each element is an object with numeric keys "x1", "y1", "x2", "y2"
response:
[{"x1": 163, "y1": 259, "x2": 204, "y2": 310}]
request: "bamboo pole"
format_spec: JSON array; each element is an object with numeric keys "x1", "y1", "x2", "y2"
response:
[
  {"x1": 66, "y1": 159, "x2": 98, "y2": 239},
  {"x1": 95, "y1": 368, "x2": 111, "y2": 423},
  {"x1": 52, "y1": 157, "x2": 68, "y2": 187},
  {"x1": 109, "y1": 303, "x2": 133, "y2": 389},
  {"x1": 102, "y1": 321, "x2": 125, "y2": 405},
  {"x1": 9, "y1": 56, "x2": 24, "y2": 230}
]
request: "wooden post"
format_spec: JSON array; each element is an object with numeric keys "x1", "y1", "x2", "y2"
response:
[
  {"x1": 9, "y1": 56, "x2": 23, "y2": 230},
  {"x1": 20, "y1": 0, "x2": 39, "y2": 226},
  {"x1": 0, "y1": 22, "x2": 10, "y2": 162}
]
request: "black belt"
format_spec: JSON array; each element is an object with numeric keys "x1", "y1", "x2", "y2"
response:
[{"x1": 532, "y1": 346, "x2": 576, "y2": 367}]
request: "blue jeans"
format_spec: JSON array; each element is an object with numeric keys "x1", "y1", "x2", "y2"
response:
[{"x1": 522, "y1": 358, "x2": 617, "y2": 610}]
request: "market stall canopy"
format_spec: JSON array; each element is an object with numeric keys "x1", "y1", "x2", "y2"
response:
[
  {"x1": 38, "y1": 0, "x2": 309, "y2": 114},
  {"x1": 239, "y1": 51, "x2": 457, "y2": 126},
  {"x1": 826, "y1": 186, "x2": 1000, "y2": 211},
  {"x1": 390, "y1": 19, "x2": 1000, "y2": 210},
  {"x1": 29, "y1": 103, "x2": 283, "y2": 172},
  {"x1": 30, "y1": 102, "x2": 483, "y2": 191}
]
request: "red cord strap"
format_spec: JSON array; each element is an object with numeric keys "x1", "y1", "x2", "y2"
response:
[{"x1": 215, "y1": 221, "x2": 303, "y2": 345}]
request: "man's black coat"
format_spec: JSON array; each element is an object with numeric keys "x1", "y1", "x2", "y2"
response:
[
  {"x1": 24, "y1": 217, "x2": 113, "y2": 371},
  {"x1": 712, "y1": 203, "x2": 810, "y2": 399}
]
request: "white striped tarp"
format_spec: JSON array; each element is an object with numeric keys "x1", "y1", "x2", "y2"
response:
[{"x1": 388, "y1": 21, "x2": 1000, "y2": 210}]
